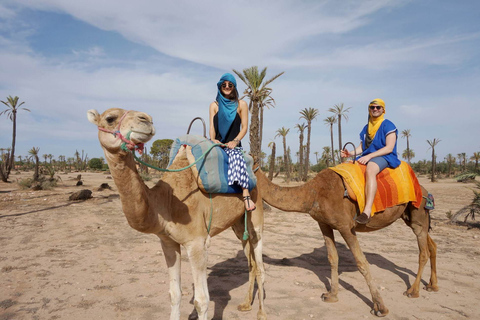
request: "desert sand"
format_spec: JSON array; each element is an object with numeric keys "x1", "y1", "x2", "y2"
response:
[{"x1": 1, "y1": 170, "x2": 479, "y2": 320}]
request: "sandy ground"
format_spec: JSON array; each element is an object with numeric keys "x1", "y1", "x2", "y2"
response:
[{"x1": 1, "y1": 170, "x2": 479, "y2": 320}]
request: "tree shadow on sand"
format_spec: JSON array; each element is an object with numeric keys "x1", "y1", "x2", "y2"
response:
[{"x1": 194, "y1": 243, "x2": 426, "y2": 318}]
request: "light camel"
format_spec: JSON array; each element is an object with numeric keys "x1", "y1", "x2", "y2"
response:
[
  {"x1": 87, "y1": 108, "x2": 266, "y2": 320},
  {"x1": 254, "y1": 165, "x2": 438, "y2": 317}
]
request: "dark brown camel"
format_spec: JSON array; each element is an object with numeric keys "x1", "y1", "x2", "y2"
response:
[{"x1": 254, "y1": 166, "x2": 438, "y2": 317}]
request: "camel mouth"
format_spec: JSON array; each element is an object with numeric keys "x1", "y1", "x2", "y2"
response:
[{"x1": 129, "y1": 130, "x2": 155, "y2": 144}]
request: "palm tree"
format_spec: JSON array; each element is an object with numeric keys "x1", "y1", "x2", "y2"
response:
[
  {"x1": 28, "y1": 147, "x2": 40, "y2": 182},
  {"x1": 321, "y1": 146, "x2": 332, "y2": 167},
  {"x1": 470, "y1": 152, "x2": 480, "y2": 172},
  {"x1": 233, "y1": 66, "x2": 284, "y2": 158},
  {"x1": 295, "y1": 123, "x2": 307, "y2": 180},
  {"x1": 427, "y1": 138, "x2": 441, "y2": 182},
  {"x1": 275, "y1": 127, "x2": 291, "y2": 182},
  {"x1": 267, "y1": 141, "x2": 276, "y2": 181},
  {"x1": 258, "y1": 93, "x2": 276, "y2": 152},
  {"x1": 0, "y1": 96, "x2": 30, "y2": 182},
  {"x1": 401, "y1": 129, "x2": 412, "y2": 164},
  {"x1": 314, "y1": 151, "x2": 319, "y2": 164},
  {"x1": 445, "y1": 154, "x2": 456, "y2": 177},
  {"x1": 460, "y1": 153, "x2": 467, "y2": 171},
  {"x1": 299, "y1": 107, "x2": 319, "y2": 181},
  {"x1": 324, "y1": 116, "x2": 337, "y2": 166},
  {"x1": 402, "y1": 149, "x2": 415, "y2": 162},
  {"x1": 328, "y1": 103, "x2": 351, "y2": 163}
]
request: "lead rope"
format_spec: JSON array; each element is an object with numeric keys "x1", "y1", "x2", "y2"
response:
[{"x1": 119, "y1": 133, "x2": 249, "y2": 239}]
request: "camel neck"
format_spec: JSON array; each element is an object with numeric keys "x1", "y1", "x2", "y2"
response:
[
  {"x1": 105, "y1": 151, "x2": 160, "y2": 233},
  {"x1": 256, "y1": 170, "x2": 318, "y2": 213}
]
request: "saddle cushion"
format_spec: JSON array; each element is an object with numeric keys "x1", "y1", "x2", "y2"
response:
[
  {"x1": 330, "y1": 161, "x2": 423, "y2": 214},
  {"x1": 168, "y1": 134, "x2": 256, "y2": 193}
]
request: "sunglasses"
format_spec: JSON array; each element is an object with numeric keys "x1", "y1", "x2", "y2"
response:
[
  {"x1": 369, "y1": 105, "x2": 383, "y2": 110},
  {"x1": 221, "y1": 82, "x2": 234, "y2": 89}
]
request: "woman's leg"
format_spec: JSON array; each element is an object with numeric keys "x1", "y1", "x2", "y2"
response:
[
  {"x1": 356, "y1": 157, "x2": 387, "y2": 224},
  {"x1": 363, "y1": 161, "x2": 381, "y2": 217},
  {"x1": 243, "y1": 188, "x2": 256, "y2": 211}
]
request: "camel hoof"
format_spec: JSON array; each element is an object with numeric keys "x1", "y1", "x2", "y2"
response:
[
  {"x1": 257, "y1": 310, "x2": 267, "y2": 320},
  {"x1": 403, "y1": 290, "x2": 419, "y2": 298},
  {"x1": 370, "y1": 309, "x2": 389, "y2": 317},
  {"x1": 321, "y1": 293, "x2": 338, "y2": 303},
  {"x1": 425, "y1": 285, "x2": 439, "y2": 292},
  {"x1": 237, "y1": 303, "x2": 252, "y2": 312}
]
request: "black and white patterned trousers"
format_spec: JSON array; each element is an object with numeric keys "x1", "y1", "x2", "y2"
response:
[{"x1": 223, "y1": 147, "x2": 249, "y2": 189}]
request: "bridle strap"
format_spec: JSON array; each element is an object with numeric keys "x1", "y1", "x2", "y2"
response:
[{"x1": 97, "y1": 110, "x2": 144, "y2": 154}]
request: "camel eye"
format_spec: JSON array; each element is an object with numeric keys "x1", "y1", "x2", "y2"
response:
[{"x1": 105, "y1": 116, "x2": 116, "y2": 124}]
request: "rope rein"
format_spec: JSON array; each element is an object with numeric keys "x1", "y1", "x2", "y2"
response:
[{"x1": 99, "y1": 115, "x2": 249, "y2": 239}]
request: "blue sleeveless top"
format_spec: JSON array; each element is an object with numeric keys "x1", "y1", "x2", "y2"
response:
[{"x1": 358, "y1": 119, "x2": 401, "y2": 168}]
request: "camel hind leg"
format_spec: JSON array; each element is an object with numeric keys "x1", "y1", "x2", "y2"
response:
[
  {"x1": 403, "y1": 201, "x2": 439, "y2": 297},
  {"x1": 425, "y1": 233, "x2": 439, "y2": 292},
  {"x1": 232, "y1": 207, "x2": 267, "y2": 320}
]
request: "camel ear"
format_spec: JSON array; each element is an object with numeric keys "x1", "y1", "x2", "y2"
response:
[{"x1": 87, "y1": 109, "x2": 100, "y2": 125}]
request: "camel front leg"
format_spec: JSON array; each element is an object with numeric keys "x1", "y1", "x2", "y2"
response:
[
  {"x1": 318, "y1": 222, "x2": 339, "y2": 302},
  {"x1": 159, "y1": 236, "x2": 182, "y2": 320},
  {"x1": 185, "y1": 238, "x2": 210, "y2": 320},
  {"x1": 339, "y1": 228, "x2": 389, "y2": 317}
]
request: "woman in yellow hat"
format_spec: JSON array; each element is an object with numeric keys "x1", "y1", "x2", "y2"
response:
[{"x1": 341, "y1": 98, "x2": 400, "y2": 224}]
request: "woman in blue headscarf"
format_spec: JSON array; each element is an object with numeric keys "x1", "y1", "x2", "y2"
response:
[{"x1": 209, "y1": 73, "x2": 255, "y2": 212}]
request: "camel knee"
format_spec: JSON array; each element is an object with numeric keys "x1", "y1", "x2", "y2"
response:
[
  {"x1": 194, "y1": 296, "x2": 209, "y2": 317},
  {"x1": 169, "y1": 287, "x2": 182, "y2": 308}
]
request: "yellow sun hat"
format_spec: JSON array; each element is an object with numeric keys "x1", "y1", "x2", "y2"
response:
[{"x1": 369, "y1": 98, "x2": 385, "y2": 111}]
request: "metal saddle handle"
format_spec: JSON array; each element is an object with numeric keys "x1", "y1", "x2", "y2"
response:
[
  {"x1": 342, "y1": 142, "x2": 357, "y2": 164},
  {"x1": 186, "y1": 117, "x2": 207, "y2": 139}
]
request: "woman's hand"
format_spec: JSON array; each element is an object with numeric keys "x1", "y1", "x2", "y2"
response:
[
  {"x1": 226, "y1": 140, "x2": 239, "y2": 149},
  {"x1": 211, "y1": 139, "x2": 222, "y2": 145},
  {"x1": 357, "y1": 155, "x2": 372, "y2": 165},
  {"x1": 341, "y1": 149, "x2": 351, "y2": 158}
]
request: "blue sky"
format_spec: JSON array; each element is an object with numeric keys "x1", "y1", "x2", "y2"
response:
[{"x1": 1, "y1": 0, "x2": 479, "y2": 164}]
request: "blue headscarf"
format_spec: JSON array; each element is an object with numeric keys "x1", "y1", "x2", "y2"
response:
[{"x1": 216, "y1": 73, "x2": 239, "y2": 141}]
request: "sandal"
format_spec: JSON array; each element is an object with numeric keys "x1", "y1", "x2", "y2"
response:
[
  {"x1": 243, "y1": 196, "x2": 256, "y2": 212},
  {"x1": 355, "y1": 212, "x2": 370, "y2": 224}
]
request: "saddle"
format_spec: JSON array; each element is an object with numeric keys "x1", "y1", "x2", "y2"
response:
[
  {"x1": 168, "y1": 134, "x2": 256, "y2": 194},
  {"x1": 330, "y1": 161, "x2": 423, "y2": 214}
]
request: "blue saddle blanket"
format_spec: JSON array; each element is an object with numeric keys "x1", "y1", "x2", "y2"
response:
[{"x1": 168, "y1": 134, "x2": 256, "y2": 193}]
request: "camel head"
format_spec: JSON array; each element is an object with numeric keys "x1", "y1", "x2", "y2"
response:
[{"x1": 87, "y1": 108, "x2": 155, "y2": 155}]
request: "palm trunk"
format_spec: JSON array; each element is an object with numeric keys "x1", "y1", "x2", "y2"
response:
[
  {"x1": 259, "y1": 106, "x2": 264, "y2": 153},
  {"x1": 7, "y1": 112, "x2": 17, "y2": 177},
  {"x1": 268, "y1": 143, "x2": 276, "y2": 181},
  {"x1": 430, "y1": 148, "x2": 435, "y2": 182},
  {"x1": 406, "y1": 137, "x2": 409, "y2": 164},
  {"x1": 330, "y1": 124, "x2": 335, "y2": 166},
  {"x1": 298, "y1": 135, "x2": 304, "y2": 180},
  {"x1": 249, "y1": 101, "x2": 261, "y2": 158},
  {"x1": 282, "y1": 137, "x2": 290, "y2": 182},
  {"x1": 304, "y1": 123, "x2": 311, "y2": 181},
  {"x1": 338, "y1": 116, "x2": 343, "y2": 163}
]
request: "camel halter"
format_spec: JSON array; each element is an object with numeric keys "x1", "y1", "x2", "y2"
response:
[
  {"x1": 100, "y1": 113, "x2": 251, "y2": 240},
  {"x1": 97, "y1": 110, "x2": 145, "y2": 155}
]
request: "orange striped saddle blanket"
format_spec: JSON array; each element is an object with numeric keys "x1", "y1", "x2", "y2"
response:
[{"x1": 329, "y1": 161, "x2": 423, "y2": 214}]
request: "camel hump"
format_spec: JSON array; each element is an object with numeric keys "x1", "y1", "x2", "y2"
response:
[{"x1": 168, "y1": 134, "x2": 256, "y2": 194}]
